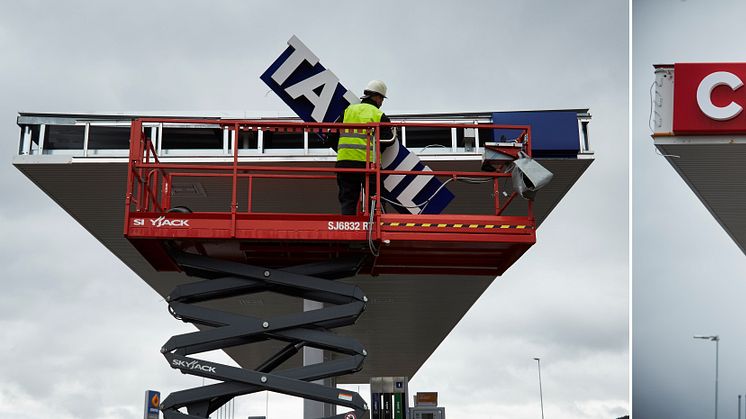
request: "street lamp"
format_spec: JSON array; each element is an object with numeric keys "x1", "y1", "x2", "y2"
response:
[
  {"x1": 533, "y1": 357, "x2": 545, "y2": 419},
  {"x1": 693, "y1": 335, "x2": 720, "y2": 419}
]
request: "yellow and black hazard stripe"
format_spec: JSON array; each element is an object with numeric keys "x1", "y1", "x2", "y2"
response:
[{"x1": 381, "y1": 222, "x2": 531, "y2": 229}]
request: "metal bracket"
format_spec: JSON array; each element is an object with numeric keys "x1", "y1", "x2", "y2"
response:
[{"x1": 160, "y1": 248, "x2": 369, "y2": 419}]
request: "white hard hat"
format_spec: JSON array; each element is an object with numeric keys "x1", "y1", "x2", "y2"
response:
[{"x1": 363, "y1": 80, "x2": 387, "y2": 98}]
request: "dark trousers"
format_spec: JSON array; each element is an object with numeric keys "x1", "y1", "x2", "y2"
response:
[{"x1": 336, "y1": 161, "x2": 377, "y2": 215}]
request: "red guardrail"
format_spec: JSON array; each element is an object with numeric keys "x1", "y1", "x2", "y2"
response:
[{"x1": 124, "y1": 118, "x2": 534, "y2": 238}]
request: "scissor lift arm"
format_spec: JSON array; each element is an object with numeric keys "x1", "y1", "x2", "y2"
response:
[
  {"x1": 160, "y1": 246, "x2": 369, "y2": 419},
  {"x1": 123, "y1": 118, "x2": 539, "y2": 418}
]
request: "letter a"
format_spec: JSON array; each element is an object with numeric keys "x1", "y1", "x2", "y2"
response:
[{"x1": 285, "y1": 69, "x2": 339, "y2": 122}]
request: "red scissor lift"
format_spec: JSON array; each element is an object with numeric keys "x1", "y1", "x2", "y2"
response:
[{"x1": 124, "y1": 118, "x2": 536, "y2": 419}]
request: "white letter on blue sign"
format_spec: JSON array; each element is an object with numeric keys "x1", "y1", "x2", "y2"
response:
[
  {"x1": 286, "y1": 69, "x2": 339, "y2": 122},
  {"x1": 269, "y1": 35, "x2": 359, "y2": 122},
  {"x1": 270, "y1": 35, "x2": 319, "y2": 85}
]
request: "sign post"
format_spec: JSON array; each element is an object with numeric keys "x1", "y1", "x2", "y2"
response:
[{"x1": 143, "y1": 390, "x2": 160, "y2": 419}]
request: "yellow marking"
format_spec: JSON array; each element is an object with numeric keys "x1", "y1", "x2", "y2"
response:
[{"x1": 383, "y1": 222, "x2": 527, "y2": 229}]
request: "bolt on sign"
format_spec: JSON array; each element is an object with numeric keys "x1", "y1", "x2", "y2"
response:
[
  {"x1": 674, "y1": 63, "x2": 746, "y2": 134},
  {"x1": 261, "y1": 35, "x2": 454, "y2": 214}
]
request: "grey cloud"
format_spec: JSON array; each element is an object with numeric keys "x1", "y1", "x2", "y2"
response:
[{"x1": 0, "y1": 0, "x2": 628, "y2": 417}]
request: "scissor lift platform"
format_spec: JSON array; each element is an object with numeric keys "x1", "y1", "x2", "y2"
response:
[
  {"x1": 127, "y1": 212, "x2": 534, "y2": 276},
  {"x1": 123, "y1": 118, "x2": 537, "y2": 277}
]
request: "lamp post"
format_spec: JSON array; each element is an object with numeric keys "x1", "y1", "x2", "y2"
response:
[
  {"x1": 693, "y1": 335, "x2": 720, "y2": 419},
  {"x1": 533, "y1": 357, "x2": 545, "y2": 419}
]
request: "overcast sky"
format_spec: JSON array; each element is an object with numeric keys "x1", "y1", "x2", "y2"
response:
[
  {"x1": 633, "y1": 0, "x2": 746, "y2": 418},
  {"x1": 0, "y1": 1, "x2": 628, "y2": 418}
]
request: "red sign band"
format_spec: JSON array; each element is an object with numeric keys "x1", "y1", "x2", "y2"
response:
[{"x1": 674, "y1": 63, "x2": 746, "y2": 134}]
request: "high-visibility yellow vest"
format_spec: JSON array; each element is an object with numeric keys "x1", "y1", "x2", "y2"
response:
[{"x1": 337, "y1": 103, "x2": 383, "y2": 162}]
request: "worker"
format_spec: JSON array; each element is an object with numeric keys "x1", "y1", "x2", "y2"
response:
[{"x1": 333, "y1": 80, "x2": 397, "y2": 215}]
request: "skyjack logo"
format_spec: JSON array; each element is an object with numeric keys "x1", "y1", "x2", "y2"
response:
[
  {"x1": 133, "y1": 216, "x2": 190, "y2": 228},
  {"x1": 172, "y1": 359, "x2": 216, "y2": 374},
  {"x1": 151, "y1": 216, "x2": 190, "y2": 227},
  {"x1": 673, "y1": 62, "x2": 746, "y2": 133}
]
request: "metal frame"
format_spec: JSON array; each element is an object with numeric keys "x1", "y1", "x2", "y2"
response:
[
  {"x1": 20, "y1": 126, "x2": 31, "y2": 155},
  {"x1": 123, "y1": 118, "x2": 536, "y2": 275},
  {"x1": 160, "y1": 247, "x2": 369, "y2": 419},
  {"x1": 38, "y1": 124, "x2": 46, "y2": 155}
]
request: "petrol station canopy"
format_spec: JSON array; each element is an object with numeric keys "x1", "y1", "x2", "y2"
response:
[
  {"x1": 13, "y1": 109, "x2": 593, "y2": 382},
  {"x1": 653, "y1": 64, "x2": 746, "y2": 255}
]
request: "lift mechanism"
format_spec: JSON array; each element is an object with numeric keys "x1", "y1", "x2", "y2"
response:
[
  {"x1": 161, "y1": 246, "x2": 369, "y2": 419},
  {"x1": 124, "y1": 118, "x2": 538, "y2": 418}
]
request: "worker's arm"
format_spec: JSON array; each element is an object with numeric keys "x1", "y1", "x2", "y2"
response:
[
  {"x1": 378, "y1": 114, "x2": 397, "y2": 151},
  {"x1": 325, "y1": 115, "x2": 343, "y2": 151}
]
